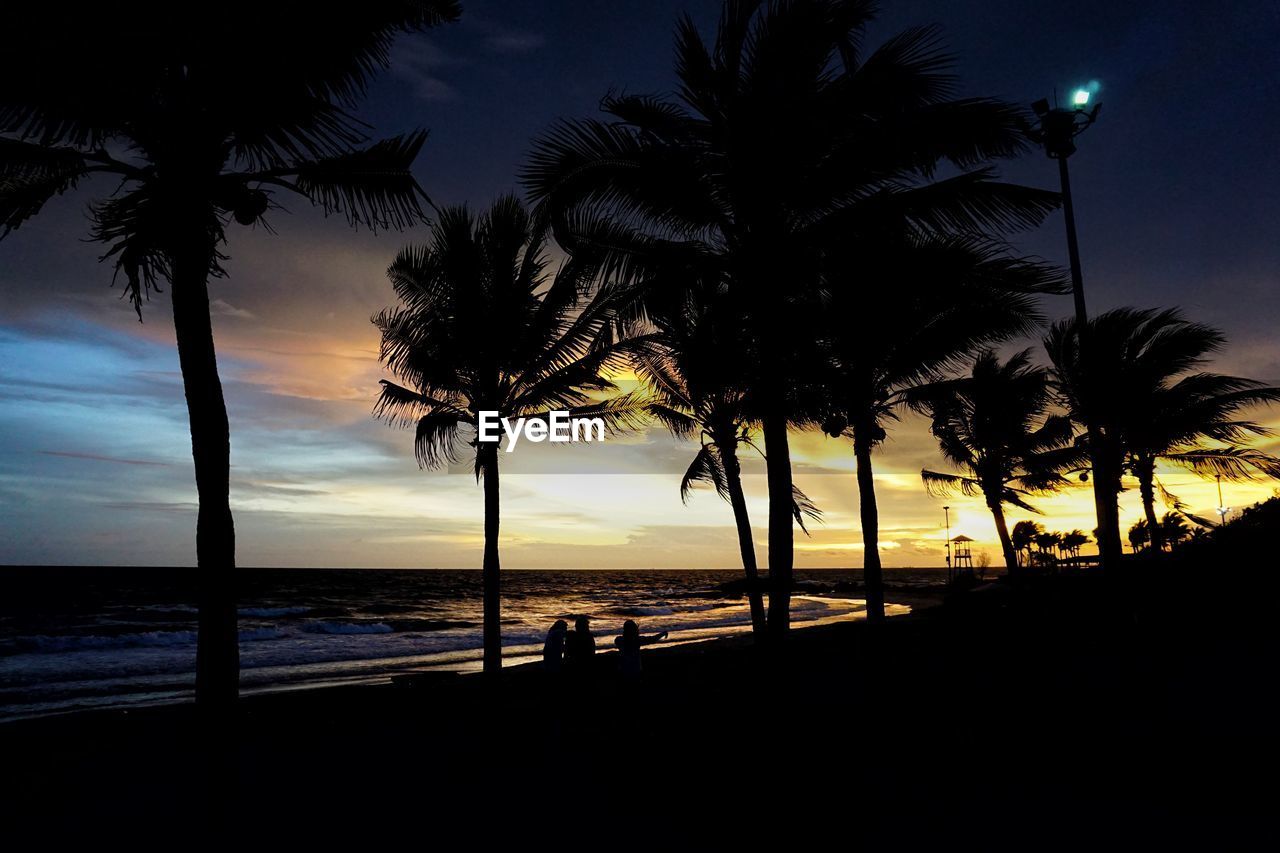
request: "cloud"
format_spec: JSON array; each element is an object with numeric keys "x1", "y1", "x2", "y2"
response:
[
  {"x1": 100, "y1": 500, "x2": 197, "y2": 512},
  {"x1": 38, "y1": 450, "x2": 169, "y2": 467},
  {"x1": 484, "y1": 31, "x2": 544, "y2": 54},
  {"x1": 210, "y1": 299, "x2": 256, "y2": 320},
  {"x1": 391, "y1": 36, "x2": 461, "y2": 102}
]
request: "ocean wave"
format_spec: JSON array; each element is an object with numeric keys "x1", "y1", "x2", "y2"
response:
[
  {"x1": 238, "y1": 627, "x2": 287, "y2": 642},
  {"x1": 302, "y1": 621, "x2": 394, "y2": 635},
  {"x1": 609, "y1": 605, "x2": 675, "y2": 617},
  {"x1": 385, "y1": 618, "x2": 478, "y2": 633},
  {"x1": 361, "y1": 603, "x2": 416, "y2": 615},
  {"x1": 10, "y1": 631, "x2": 198, "y2": 653},
  {"x1": 5, "y1": 626, "x2": 286, "y2": 654},
  {"x1": 238, "y1": 606, "x2": 310, "y2": 618}
]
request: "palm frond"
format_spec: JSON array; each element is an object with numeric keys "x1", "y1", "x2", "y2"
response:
[
  {"x1": 0, "y1": 138, "x2": 93, "y2": 235},
  {"x1": 287, "y1": 130, "x2": 430, "y2": 230},
  {"x1": 921, "y1": 469, "x2": 982, "y2": 498},
  {"x1": 681, "y1": 444, "x2": 729, "y2": 503},
  {"x1": 557, "y1": 389, "x2": 656, "y2": 436},
  {"x1": 647, "y1": 402, "x2": 698, "y2": 439},
  {"x1": 412, "y1": 411, "x2": 463, "y2": 471},
  {"x1": 1165, "y1": 447, "x2": 1280, "y2": 482},
  {"x1": 791, "y1": 484, "x2": 822, "y2": 534},
  {"x1": 885, "y1": 168, "x2": 1061, "y2": 234}
]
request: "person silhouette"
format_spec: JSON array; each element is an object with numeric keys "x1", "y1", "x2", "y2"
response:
[
  {"x1": 613, "y1": 619, "x2": 669, "y2": 678},
  {"x1": 542, "y1": 619, "x2": 568, "y2": 673},
  {"x1": 563, "y1": 615, "x2": 595, "y2": 675}
]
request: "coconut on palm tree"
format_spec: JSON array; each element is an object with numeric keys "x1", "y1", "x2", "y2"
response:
[
  {"x1": 373, "y1": 196, "x2": 649, "y2": 674},
  {"x1": 911, "y1": 350, "x2": 1081, "y2": 573},
  {"x1": 523, "y1": 0, "x2": 1059, "y2": 637},
  {"x1": 0, "y1": 1, "x2": 460, "y2": 709}
]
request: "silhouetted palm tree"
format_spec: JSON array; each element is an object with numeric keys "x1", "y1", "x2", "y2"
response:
[
  {"x1": 633, "y1": 294, "x2": 820, "y2": 636},
  {"x1": 373, "y1": 197, "x2": 649, "y2": 674},
  {"x1": 912, "y1": 350, "x2": 1081, "y2": 573},
  {"x1": 1047, "y1": 308, "x2": 1280, "y2": 555},
  {"x1": 1128, "y1": 520, "x2": 1150, "y2": 553},
  {"x1": 0, "y1": 2, "x2": 460, "y2": 709},
  {"x1": 524, "y1": 0, "x2": 1058, "y2": 637},
  {"x1": 1011, "y1": 520, "x2": 1041, "y2": 567},
  {"x1": 1125, "y1": 355, "x2": 1280, "y2": 552},
  {"x1": 821, "y1": 239, "x2": 1061, "y2": 614},
  {"x1": 1033, "y1": 531, "x2": 1061, "y2": 566},
  {"x1": 1161, "y1": 512, "x2": 1191, "y2": 549},
  {"x1": 1061, "y1": 529, "x2": 1089, "y2": 560}
]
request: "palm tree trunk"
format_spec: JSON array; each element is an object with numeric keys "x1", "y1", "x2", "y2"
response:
[
  {"x1": 721, "y1": 442, "x2": 765, "y2": 637},
  {"x1": 171, "y1": 234, "x2": 239, "y2": 712},
  {"x1": 482, "y1": 448, "x2": 501, "y2": 675},
  {"x1": 762, "y1": 410, "x2": 793, "y2": 639},
  {"x1": 854, "y1": 433, "x2": 885, "y2": 623},
  {"x1": 1092, "y1": 440, "x2": 1125, "y2": 569},
  {"x1": 1137, "y1": 463, "x2": 1164, "y2": 555},
  {"x1": 987, "y1": 499, "x2": 1018, "y2": 573}
]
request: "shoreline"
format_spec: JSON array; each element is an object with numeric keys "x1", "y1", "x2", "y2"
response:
[
  {"x1": 0, "y1": 587, "x2": 944, "y2": 725},
  {"x1": 1, "y1": 572, "x2": 1273, "y2": 842}
]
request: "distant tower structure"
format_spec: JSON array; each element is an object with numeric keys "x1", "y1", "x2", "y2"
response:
[{"x1": 951, "y1": 535, "x2": 975, "y2": 576}]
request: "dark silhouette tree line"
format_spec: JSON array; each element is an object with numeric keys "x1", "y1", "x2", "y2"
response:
[{"x1": 6, "y1": 0, "x2": 1280, "y2": 697}]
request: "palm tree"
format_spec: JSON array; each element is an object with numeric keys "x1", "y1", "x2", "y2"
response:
[
  {"x1": 1053, "y1": 532, "x2": 1071, "y2": 561},
  {"x1": 1123, "y1": 342, "x2": 1280, "y2": 553},
  {"x1": 1033, "y1": 531, "x2": 1061, "y2": 566},
  {"x1": 0, "y1": 2, "x2": 460, "y2": 709},
  {"x1": 1010, "y1": 520, "x2": 1042, "y2": 568},
  {"x1": 1047, "y1": 308, "x2": 1280, "y2": 556},
  {"x1": 523, "y1": 0, "x2": 1058, "y2": 637},
  {"x1": 821, "y1": 240, "x2": 1061, "y2": 614},
  {"x1": 373, "y1": 197, "x2": 649, "y2": 675},
  {"x1": 1160, "y1": 512, "x2": 1191, "y2": 550},
  {"x1": 1061, "y1": 529, "x2": 1089, "y2": 561},
  {"x1": 632, "y1": 293, "x2": 820, "y2": 637},
  {"x1": 1128, "y1": 520, "x2": 1150, "y2": 553},
  {"x1": 912, "y1": 350, "x2": 1081, "y2": 574}
]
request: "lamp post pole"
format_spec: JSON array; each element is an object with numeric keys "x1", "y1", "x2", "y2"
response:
[
  {"x1": 1030, "y1": 90, "x2": 1122, "y2": 573},
  {"x1": 943, "y1": 505, "x2": 952, "y2": 582},
  {"x1": 1216, "y1": 474, "x2": 1230, "y2": 527},
  {"x1": 1058, "y1": 155, "x2": 1089, "y2": 326}
]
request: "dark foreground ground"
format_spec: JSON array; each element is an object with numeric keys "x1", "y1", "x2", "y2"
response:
[{"x1": 2, "y1": 570, "x2": 1276, "y2": 846}]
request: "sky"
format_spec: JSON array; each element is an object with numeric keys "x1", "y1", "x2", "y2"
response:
[{"x1": 2, "y1": 0, "x2": 1279, "y2": 569}]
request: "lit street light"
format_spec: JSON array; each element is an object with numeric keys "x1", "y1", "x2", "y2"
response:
[
  {"x1": 1029, "y1": 89, "x2": 1101, "y2": 319},
  {"x1": 1027, "y1": 85, "x2": 1122, "y2": 572}
]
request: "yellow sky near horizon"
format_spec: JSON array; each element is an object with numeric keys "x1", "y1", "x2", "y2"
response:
[
  {"x1": 4, "y1": 217, "x2": 1278, "y2": 570},
  {"x1": 205, "y1": 307, "x2": 1280, "y2": 570},
  {"x1": 151, "y1": 228, "x2": 1280, "y2": 568}
]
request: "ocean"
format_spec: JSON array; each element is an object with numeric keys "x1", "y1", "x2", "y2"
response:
[{"x1": 0, "y1": 567, "x2": 944, "y2": 721}]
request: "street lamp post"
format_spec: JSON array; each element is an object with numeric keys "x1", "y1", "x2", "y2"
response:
[
  {"x1": 1029, "y1": 88, "x2": 1123, "y2": 573},
  {"x1": 943, "y1": 505, "x2": 952, "y2": 582},
  {"x1": 1216, "y1": 474, "x2": 1231, "y2": 526}
]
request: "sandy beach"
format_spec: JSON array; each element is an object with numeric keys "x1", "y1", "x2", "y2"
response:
[{"x1": 2, "y1": 571, "x2": 1272, "y2": 845}]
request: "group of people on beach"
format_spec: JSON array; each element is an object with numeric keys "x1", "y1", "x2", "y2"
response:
[{"x1": 542, "y1": 616, "x2": 668, "y2": 678}]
